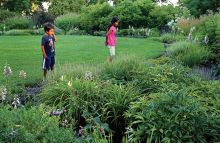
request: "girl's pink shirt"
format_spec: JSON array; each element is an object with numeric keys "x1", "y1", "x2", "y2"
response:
[{"x1": 108, "y1": 26, "x2": 117, "y2": 46}]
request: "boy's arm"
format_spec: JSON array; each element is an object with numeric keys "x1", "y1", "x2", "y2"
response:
[
  {"x1": 52, "y1": 32, "x2": 57, "y2": 42},
  {"x1": 41, "y1": 45, "x2": 47, "y2": 59},
  {"x1": 105, "y1": 30, "x2": 113, "y2": 46}
]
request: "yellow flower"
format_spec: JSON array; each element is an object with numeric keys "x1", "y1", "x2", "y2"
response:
[
  {"x1": 68, "y1": 81, "x2": 72, "y2": 87},
  {"x1": 14, "y1": 125, "x2": 21, "y2": 127},
  {"x1": 60, "y1": 76, "x2": 63, "y2": 81}
]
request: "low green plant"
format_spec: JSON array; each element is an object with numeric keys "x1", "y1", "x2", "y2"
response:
[
  {"x1": 93, "y1": 31, "x2": 100, "y2": 36},
  {"x1": 149, "y1": 37, "x2": 160, "y2": 41},
  {"x1": 160, "y1": 33, "x2": 174, "y2": 43},
  {"x1": 0, "y1": 10, "x2": 19, "y2": 22},
  {"x1": 125, "y1": 91, "x2": 220, "y2": 142},
  {"x1": 0, "y1": 104, "x2": 76, "y2": 142},
  {"x1": 4, "y1": 29, "x2": 34, "y2": 36},
  {"x1": 0, "y1": 16, "x2": 28, "y2": 31},
  {"x1": 78, "y1": 30, "x2": 87, "y2": 35}
]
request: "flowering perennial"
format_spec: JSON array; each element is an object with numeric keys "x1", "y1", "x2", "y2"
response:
[
  {"x1": 12, "y1": 95, "x2": 20, "y2": 109},
  {"x1": 19, "y1": 70, "x2": 26, "y2": 78},
  {"x1": 0, "y1": 87, "x2": 7, "y2": 101},
  {"x1": 3, "y1": 64, "x2": 12, "y2": 78}
]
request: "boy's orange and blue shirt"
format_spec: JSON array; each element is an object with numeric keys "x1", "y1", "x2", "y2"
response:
[{"x1": 41, "y1": 35, "x2": 55, "y2": 57}]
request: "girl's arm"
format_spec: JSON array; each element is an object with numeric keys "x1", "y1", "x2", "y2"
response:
[
  {"x1": 41, "y1": 45, "x2": 47, "y2": 59},
  {"x1": 105, "y1": 30, "x2": 113, "y2": 46}
]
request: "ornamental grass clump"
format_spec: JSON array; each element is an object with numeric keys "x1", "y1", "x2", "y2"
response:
[
  {"x1": 167, "y1": 41, "x2": 211, "y2": 67},
  {"x1": 189, "y1": 66, "x2": 213, "y2": 81},
  {"x1": 46, "y1": 62, "x2": 102, "y2": 83},
  {"x1": 100, "y1": 53, "x2": 147, "y2": 82},
  {"x1": 160, "y1": 33, "x2": 174, "y2": 43}
]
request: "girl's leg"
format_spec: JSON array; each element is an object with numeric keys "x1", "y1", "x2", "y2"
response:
[{"x1": 108, "y1": 46, "x2": 115, "y2": 62}]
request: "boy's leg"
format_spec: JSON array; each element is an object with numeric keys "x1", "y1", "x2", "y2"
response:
[
  {"x1": 42, "y1": 56, "x2": 51, "y2": 83},
  {"x1": 50, "y1": 57, "x2": 55, "y2": 78},
  {"x1": 44, "y1": 70, "x2": 47, "y2": 81}
]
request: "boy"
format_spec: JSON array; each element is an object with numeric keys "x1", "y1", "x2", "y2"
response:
[{"x1": 41, "y1": 23, "x2": 57, "y2": 83}]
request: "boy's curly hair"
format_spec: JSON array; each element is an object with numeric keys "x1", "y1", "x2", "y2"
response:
[{"x1": 44, "y1": 23, "x2": 54, "y2": 32}]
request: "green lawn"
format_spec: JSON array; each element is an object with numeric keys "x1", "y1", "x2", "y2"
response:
[{"x1": 0, "y1": 35, "x2": 164, "y2": 86}]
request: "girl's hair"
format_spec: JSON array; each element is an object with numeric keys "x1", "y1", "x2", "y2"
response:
[
  {"x1": 108, "y1": 16, "x2": 119, "y2": 31},
  {"x1": 44, "y1": 23, "x2": 54, "y2": 32}
]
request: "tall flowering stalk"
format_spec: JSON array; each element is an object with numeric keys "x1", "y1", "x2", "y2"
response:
[
  {"x1": 19, "y1": 70, "x2": 26, "y2": 103},
  {"x1": 3, "y1": 62, "x2": 12, "y2": 104},
  {"x1": 204, "y1": 36, "x2": 209, "y2": 44},
  {"x1": 188, "y1": 33, "x2": 192, "y2": 40},
  {"x1": 12, "y1": 94, "x2": 20, "y2": 109},
  {"x1": 85, "y1": 71, "x2": 92, "y2": 80},
  {"x1": 0, "y1": 86, "x2": 7, "y2": 105}
]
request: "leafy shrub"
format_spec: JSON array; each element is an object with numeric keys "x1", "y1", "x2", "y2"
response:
[
  {"x1": 160, "y1": 33, "x2": 174, "y2": 43},
  {"x1": 54, "y1": 26, "x2": 65, "y2": 35},
  {"x1": 93, "y1": 31, "x2": 100, "y2": 36},
  {"x1": 100, "y1": 31, "x2": 106, "y2": 36},
  {"x1": 4, "y1": 29, "x2": 35, "y2": 36},
  {"x1": 198, "y1": 11, "x2": 220, "y2": 63},
  {"x1": 31, "y1": 11, "x2": 55, "y2": 28},
  {"x1": 79, "y1": 2, "x2": 113, "y2": 31},
  {"x1": 55, "y1": 13, "x2": 79, "y2": 34},
  {"x1": 125, "y1": 91, "x2": 220, "y2": 142},
  {"x1": 132, "y1": 62, "x2": 196, "y2": 94},
  {"x1": 0, "y1": 104, "x2": 76, "y2": 142},
  {"x1": 78, "y1": 30, "x2": 87, "y2": 35},
  {"x1": 0, "y1": 9, "x2": 19, "y2": 22},
  {"x1": 117, "y1": 29, "x2": 129, "y2": 37},
  {"x1": 38, "y1": 28, "x2": 45, "y2": 35},
  {"x1": 0, "y1": 16, "x2": 28, "y2": 31}
]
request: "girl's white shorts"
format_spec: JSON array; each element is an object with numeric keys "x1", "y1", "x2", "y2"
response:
[{"x1": 108, "y1": 46, "x2": 115, "y2": 56}]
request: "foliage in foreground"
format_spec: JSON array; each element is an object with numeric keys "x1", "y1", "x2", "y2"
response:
[{"x1": 125, "y1": 91, "x2": 220, "y2": 142}]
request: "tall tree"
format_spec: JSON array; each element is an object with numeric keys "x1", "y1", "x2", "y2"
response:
[
  {"x1": 48, "y1": 0, "x2": 86, "y2": 17},
  {"x1": 0, "y1": 0, "x2": 47, "y2": 15},
  {"x1": 178, "y1": 0, "x2": 220, "y2": 17}
]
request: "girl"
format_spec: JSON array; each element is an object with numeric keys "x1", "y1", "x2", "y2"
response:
[{"x1": 105, "y1": 16, "x2": 119, "y2": 62}]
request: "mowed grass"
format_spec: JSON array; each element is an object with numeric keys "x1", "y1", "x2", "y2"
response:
[{"x1": 0, "y1": 35, "x2": 164, "y2": 86}]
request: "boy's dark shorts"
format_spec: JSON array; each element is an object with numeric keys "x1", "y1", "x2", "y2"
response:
[{"x1": 42, "y1": 56, "x2": 55, "y2": 71}]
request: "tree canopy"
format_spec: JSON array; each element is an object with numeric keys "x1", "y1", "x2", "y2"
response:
[
  {"x1": 0, "y1": 0, "x2": 48, "y2": 15},
  {"x1": 178, "y1": 0, "x2": 220, "y2": 17}
]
